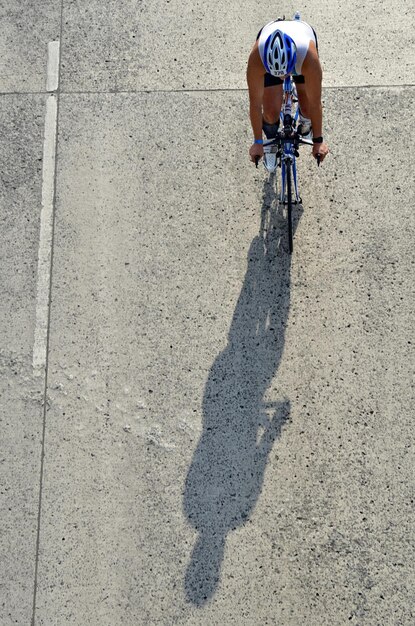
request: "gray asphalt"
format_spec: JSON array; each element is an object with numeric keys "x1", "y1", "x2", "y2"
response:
[{"x1": 1, "y1": 1, "x2": 414, "y2": 624}]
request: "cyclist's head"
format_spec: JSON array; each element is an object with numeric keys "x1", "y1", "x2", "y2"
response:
[{"x1": 264, "y1": 30, "x2": 297, "y2": 77}]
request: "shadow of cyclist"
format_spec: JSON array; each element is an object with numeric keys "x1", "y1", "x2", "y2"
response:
[{"x1": 183, "y1": 175, "x2": 303, "y2": 606}]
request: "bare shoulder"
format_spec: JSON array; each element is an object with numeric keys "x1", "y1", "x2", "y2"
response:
[
  {"x1": 247, "y1": 41, "x2": 264, "y2": 73},
  {"x1": 246, "y1": 42, "x2": 265, "y2": 93},
  {"x1": 302, "y1": 41, "x2": 322, "y2": 76}
]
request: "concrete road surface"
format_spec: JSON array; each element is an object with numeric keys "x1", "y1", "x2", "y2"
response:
[{"x1": 1, "y1": 1, "x2": 414, "y2": 624}]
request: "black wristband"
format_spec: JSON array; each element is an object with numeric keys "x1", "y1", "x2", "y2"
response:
[{"x1": 312, "y1": 136, "x2": 323, "y2": 144}]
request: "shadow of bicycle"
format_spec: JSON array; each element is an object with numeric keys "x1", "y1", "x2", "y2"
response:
[{"x1": 183, "y1": 174, "x2": 303, "y2": 605}]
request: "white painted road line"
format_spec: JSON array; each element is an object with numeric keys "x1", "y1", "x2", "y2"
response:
[
  {"x1": 33, "y1": 42, "x2": 60, "y2": 373},
  {"x1": 33, "y1": 95, "x2": 58, "y2": 372},
  {"x1": 46, "y1": 41, "x2": 60, "y2": 93}
]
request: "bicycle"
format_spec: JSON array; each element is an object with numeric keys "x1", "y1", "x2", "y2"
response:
[{"x1": 255, "y1": 76, "x2": 319, "y2": 254}]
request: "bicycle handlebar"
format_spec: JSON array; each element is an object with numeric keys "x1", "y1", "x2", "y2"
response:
[
  {"x1": 263, "y1": 132, "x2": 313, "y2": 147},
  {"x1": 261, "y1": 133, "x2": 321, "y2": 165},
  {"x1": 254, "y1": 133, "x2": 321, "y2": 168}
]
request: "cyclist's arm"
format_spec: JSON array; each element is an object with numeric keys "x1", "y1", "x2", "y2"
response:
[
  {"x1": 247, "y1": 47, "x2": 265, "y2": 141},
  {"x1": 301, "y1": 46, "x2": 323, "y2": 138}
]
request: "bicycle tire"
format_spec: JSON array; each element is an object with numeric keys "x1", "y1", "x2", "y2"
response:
[{"x1": 286, "y1": 162, "x2": 294, "y2": 254}]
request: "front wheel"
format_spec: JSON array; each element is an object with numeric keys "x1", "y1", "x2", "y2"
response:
[{"x1": 286, "y1": 163, "x2": 294, "y2": 254}]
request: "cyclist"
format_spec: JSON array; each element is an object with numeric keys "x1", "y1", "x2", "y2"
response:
[{"x1": 247, "y1": 17, "x2": 329, "y2": 164}]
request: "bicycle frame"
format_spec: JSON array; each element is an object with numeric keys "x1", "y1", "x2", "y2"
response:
[
  {"x1": 262, "y1": 77, "x2": 312, "y2": 185},
  {"x1": 280, "y1": 76, "x2": 301, "y2": 205},
  {"x1": 261, "y1": 76, "x2": 313, "y2": 252}
]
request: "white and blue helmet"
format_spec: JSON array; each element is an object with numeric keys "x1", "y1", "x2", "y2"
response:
[{"x1": 263, "y1": 30, "x2": 297, "y2": 76}]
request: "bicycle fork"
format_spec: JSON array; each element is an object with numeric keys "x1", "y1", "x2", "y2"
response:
[
  {"x1": 279, "y1": 80, "x2": 301, "y2": 205},
  {"x1": 279, "y1": 153, "x2": 301, "y2": 205}
]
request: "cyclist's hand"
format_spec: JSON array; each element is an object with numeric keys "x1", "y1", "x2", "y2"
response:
[
  {"x1": 249, "y1": 143, "x2": 264, "y2": 164},
  {"x1": 312, "y1": 142, "x2": 329, "y2": 163}
]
